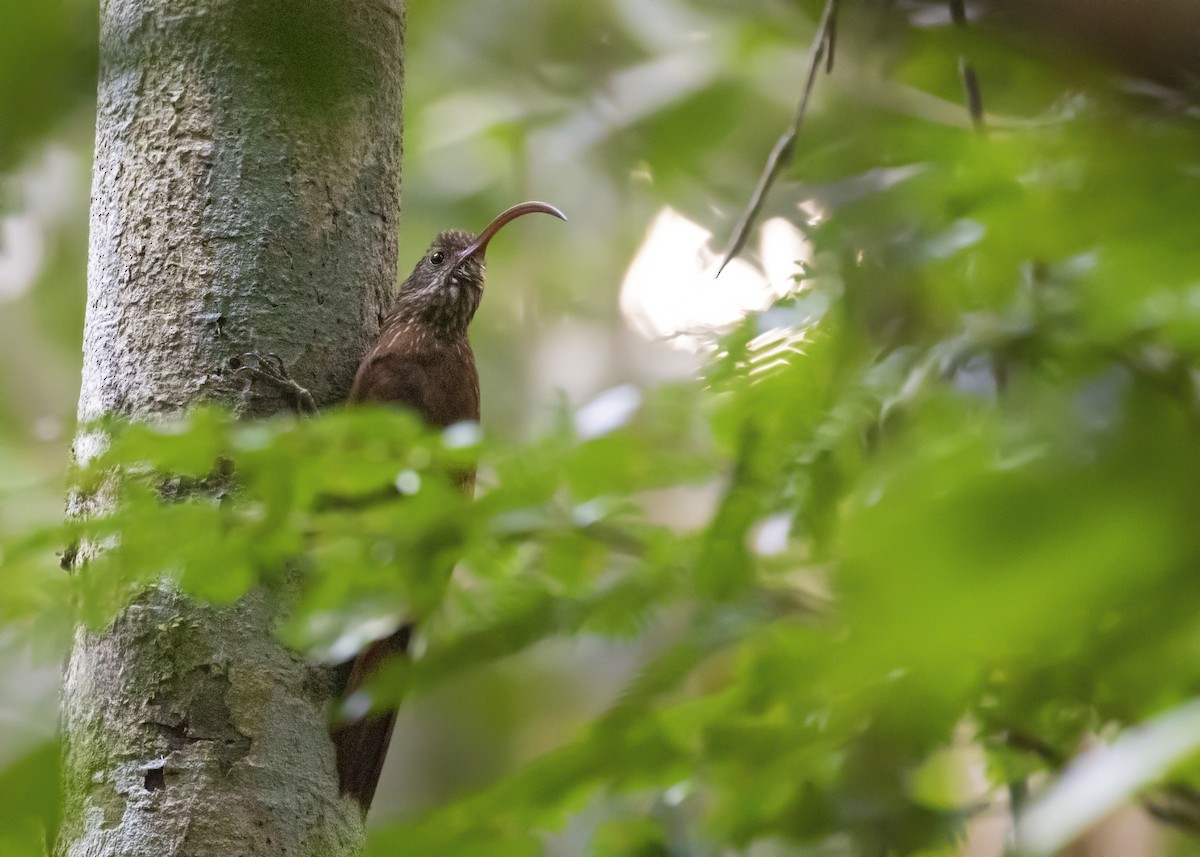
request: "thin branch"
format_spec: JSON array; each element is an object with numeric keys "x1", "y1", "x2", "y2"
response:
[
  {"x1": 1003, "y1": 728, "x2": 1067, "y2": 767},
  {"x1": 1145, "y1": 783, "x2": 1200, "y2": 837},
  {"x1": 1004, "y1": 727, "x2": 1200, "y2": 839},
  {"x1": 717, "y1": 0, "x2": 838, "y2": 276},
  {"x1": 951, "y1": 0, "x2": 986, "y2": 132},
  {"x1": 959, "y1": 57, "x2": 985, "y2": 131}
]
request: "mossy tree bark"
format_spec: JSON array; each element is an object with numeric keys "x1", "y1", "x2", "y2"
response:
[{"x1": 57, "y1": 1, "x2": 404, "y2": 855}]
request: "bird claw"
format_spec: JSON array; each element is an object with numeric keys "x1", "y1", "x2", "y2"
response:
[{"x1": 231, "y1": 351, "x2": 318, "y2": 416}]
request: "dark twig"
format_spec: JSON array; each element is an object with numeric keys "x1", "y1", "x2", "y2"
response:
[
  {"x1": 717, "y1": 0, "x2": 838, "y2": 276},
  {"x1": 1145, "y1": 783, "x2": 1200, "y2": 836},
  {"x1": 1004, "y1": 727, "x2": 1200, "y2": 839},
  {"x1": 951, "y1": 0, "x2": 985, "y2": 132},
  {"x1": 960, "y1": 58, "x2": 985, "y2": 130},
  {"x1": 1003, "y1": 728, "x2": 1066, "y2": 767}
]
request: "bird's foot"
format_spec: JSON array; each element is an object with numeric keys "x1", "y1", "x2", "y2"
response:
[{"x1": 231, "y1": 352, "x2": 318, "y2": 416}]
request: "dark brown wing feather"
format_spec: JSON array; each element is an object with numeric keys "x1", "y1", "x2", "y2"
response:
[
  {"x1": 334, "y1": 331, "x2": 479, "y2": 815},
  {"x1": 349, "y1": 352, "x2": 429, "y2": 409}
]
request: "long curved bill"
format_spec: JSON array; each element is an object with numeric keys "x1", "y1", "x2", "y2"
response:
[{"x1": 458, "y1": 200, "x2": 567, "y2": 262}]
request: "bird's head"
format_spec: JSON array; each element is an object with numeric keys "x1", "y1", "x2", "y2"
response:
[{"x1": 398, "y1": 200, "x2": 566, "y2": 336}]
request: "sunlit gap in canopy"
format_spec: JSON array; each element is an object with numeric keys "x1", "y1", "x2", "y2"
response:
[
  {"x1": 618, "y1": 205, "x2": 818, "y2": 352},
  {"x1": 0, "y1": 147, "x2": 80, "y2": 302}
]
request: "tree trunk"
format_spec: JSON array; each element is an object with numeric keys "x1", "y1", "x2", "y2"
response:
[{"x1": 58, "y1": 1, "x2": 404, "y2": 854}]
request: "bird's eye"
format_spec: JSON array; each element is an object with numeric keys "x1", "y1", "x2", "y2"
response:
[{"x1": 430, "y1": 251, "x2": 445, "y2": 266}]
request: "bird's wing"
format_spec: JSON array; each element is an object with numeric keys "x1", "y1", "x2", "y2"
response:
[{"x1": 349, "y1": 351, "x2": 430, "y2": 411}]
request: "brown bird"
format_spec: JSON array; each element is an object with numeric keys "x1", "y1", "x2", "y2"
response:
[
  {"x1": 234, "y1": 200, "x2": 565, "y2": 815},
  {"x1": 330, "y1": 200, "x2": 566, "y2": 813}
]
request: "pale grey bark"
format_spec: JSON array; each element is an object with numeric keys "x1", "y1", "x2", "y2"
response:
[{"x1": 58, "y1": 1, "x2": 404, "y2": 855}]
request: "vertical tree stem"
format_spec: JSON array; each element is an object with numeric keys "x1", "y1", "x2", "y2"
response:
[{"x1": 58, "y1": 1, "x2": 404, "y2": 854}]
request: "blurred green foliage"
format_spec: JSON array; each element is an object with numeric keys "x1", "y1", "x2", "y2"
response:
[
  {"x1": 0, "y1": 0, "x2": 95, "y2": 174},
  {"x1": 6, "y1": 1, "x2": 1200, "y2": 856}
]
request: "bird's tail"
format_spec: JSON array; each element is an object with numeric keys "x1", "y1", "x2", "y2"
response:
[{"x1": 332, "y1": 624, "x2": 412, "y2": 815}]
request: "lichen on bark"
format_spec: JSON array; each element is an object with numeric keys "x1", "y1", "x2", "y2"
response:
[{"x1": 60, "y1": 590, "x2": 362, "y2": 857}]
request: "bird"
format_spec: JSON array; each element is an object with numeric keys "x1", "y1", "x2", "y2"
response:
[
  {"x1": 233, "y1": 200, "x2": 566, "y2": 815},
  {"x1": 328, "y1": 200, "x2": 566, "y2": 814}
]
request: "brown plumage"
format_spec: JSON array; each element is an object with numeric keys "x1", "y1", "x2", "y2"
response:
[{"x1": 332, "y1": 201, "x2": 566, "y2": 815}]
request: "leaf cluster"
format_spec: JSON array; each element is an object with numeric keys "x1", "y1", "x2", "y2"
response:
[{"x1": 9, "y1": 3, "x2": 1200, "y2": 856}]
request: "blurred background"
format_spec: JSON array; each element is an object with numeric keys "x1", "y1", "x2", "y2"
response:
[
  {"x1": 1, "y1": 0, "x2": 823, "y2": 806},
  {"x1": 7, "y1": 1, "x2": 1200, "y2": 855}
]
